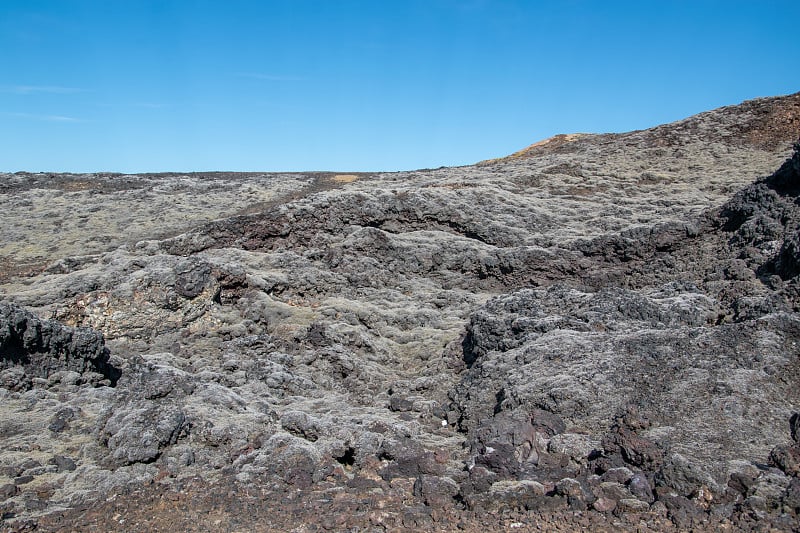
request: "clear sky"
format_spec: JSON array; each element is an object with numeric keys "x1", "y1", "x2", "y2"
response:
[{"x1": 2, "y1": 1, "x2": 799, "y2": 173}]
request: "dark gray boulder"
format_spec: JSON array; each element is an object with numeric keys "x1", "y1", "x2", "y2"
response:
[
  {"x1": 95, "y1": 362, "x2": 193, "y2": 466},
  {"x1": 0, "y1": 302, "x2": 119, "y2": 388}
]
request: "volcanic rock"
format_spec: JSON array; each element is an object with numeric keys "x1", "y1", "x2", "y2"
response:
[{"x1": 1, "y1": 92, "x2": 800, "y2": 531}]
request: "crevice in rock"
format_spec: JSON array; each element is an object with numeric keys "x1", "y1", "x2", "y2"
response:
[{"x1": 334, "y1": 447, "x2": 356, "y2": 468}]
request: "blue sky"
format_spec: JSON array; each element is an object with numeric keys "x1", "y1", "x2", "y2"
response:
[{"x1": 2, "y1": 1, "x2": 799, "y2": 173}]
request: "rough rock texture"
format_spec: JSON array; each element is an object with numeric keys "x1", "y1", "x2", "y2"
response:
[
  {"x1": 1, "y1": 92, "x2": 800, "y2": 531},
  {"x1": 0, "y1": 302, "x2": 119, "y2": 389}
]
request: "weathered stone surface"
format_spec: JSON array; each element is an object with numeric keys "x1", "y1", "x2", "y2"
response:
[
  {"x1": 464, "y1": 479, "x2": 547, "y2": 511},
  {"x1": 628, "y1": 472, "x2": 654, "y2": 503},
  {"x1": 379, "y1": 437, "x2": 445, "y2": 480},
  {"x1": 0, "y1": 93, "x2": 799, "y2": 530},
  {"x1": 48, "y1": 455, "x2": 77, "y2": 473},
  {"x1": 0, "y1": 484, "x2": 17, "y2": 499},
  {"x1": 101, "y1": 405, "x2": 186, "y2": 466},
  {"x1": 0, "y1": 302, "x2": 119, "y2": 387},
  {"x1": 656, "y1": 453, "x2": 718, "y2": 497},
  {"x1": 770, "y1": 444, "x2": 800, "y2": 477},
  {"x1": 413, "y1": 475, "x2": 459, "y2": 507},
  {"x1": 173, "y1": 260, "x2": 212, "y2": 299},
  {"x1": 601, "y1": 466, "x2": 634, "y2": 484},
  {"x1": 616, "y1": 498, "x2": 650, "y2": 513},
  {"x1": 593, "y1": 496, "x2": 616, "y2": 512}
]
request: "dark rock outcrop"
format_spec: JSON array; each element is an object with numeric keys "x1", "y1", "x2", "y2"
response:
[{"x1": 0, "y1": 302, "x2": 119, "y2": 388}]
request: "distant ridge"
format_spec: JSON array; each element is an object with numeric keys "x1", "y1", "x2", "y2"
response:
[{"x1": 480, "y1": 91, "x2": 800, "y2": 165}]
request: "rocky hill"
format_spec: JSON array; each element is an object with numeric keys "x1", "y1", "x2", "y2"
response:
[{"x1": 1, "y1": 92, "x2": 799, "y2": 531}]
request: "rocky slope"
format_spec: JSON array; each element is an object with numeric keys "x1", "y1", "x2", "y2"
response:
[{"x1": 1, "y1": 92, "x2": 799, "y2": 531}]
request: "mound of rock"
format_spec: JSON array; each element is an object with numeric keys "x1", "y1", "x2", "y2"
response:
[{"x1": 0, "y1": 94, "x2": 799, "y2": 531}]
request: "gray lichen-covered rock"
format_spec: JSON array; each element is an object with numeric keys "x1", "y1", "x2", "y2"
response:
[
  {"x1": 96, "y1": 362, "x2": 193, "y2": 466},
  {"x1": 0, "y1": 93, "x2": 799, "y2": 530},
  {"x1": 101, "y1": 405, "x2": 187, "y2": 465}
]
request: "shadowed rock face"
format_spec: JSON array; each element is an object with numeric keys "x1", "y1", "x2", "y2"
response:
[
  {"x1": 0, "y1": 302, "x2": 120, "y2": 389},
  {"x1": 1, "y1": 93, "x2": 800, "y2": 531}
]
